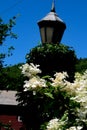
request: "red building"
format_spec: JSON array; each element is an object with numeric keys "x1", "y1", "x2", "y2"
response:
[{"x1": 0, "y1": 90, "x2": 26, "y2": 130}]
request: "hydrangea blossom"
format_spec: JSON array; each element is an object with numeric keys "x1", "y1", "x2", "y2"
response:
[
  {"x1": 66, "y1": 126, "x2": 82, "y2": 130},
  {"x1": 20, "y1": 63, "x2": 47, "y2": 91},
  {"x1": 69, "y1": 71, "x2": 87, "y2": 122},
  {"x1": 50, "y1": 72, "x2": 68, "y2": 87},
  {"x1": 20, "y1": 63, "x2": 41, "y2": 78},
  {"x1": 23, "y1": 76, "x2": 47, "y2": 91},
  {"x1": 47, "y1": 118, "x2": 82, "y2": 130},
  {"x1": 20, "y1": 63, "x2": 87, "y2": 129},
  {"x1": 50, "y1": 70, "x2": 87, "y2": 123},
  {"x1": 46, "y1": 115, "x2": 82, "y2": 130},
  {"x1": 46, "y1": 118, "x2": 65, "y2": 130}
]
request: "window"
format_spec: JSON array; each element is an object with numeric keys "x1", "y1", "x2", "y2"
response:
[{"x1": 18, "y1": 116, "x2": 22, "y2": 122}]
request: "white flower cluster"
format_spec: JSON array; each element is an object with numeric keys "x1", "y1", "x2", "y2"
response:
[
  {"x1": 20, "y1": 63, "x2": 41, "y2": 78},
  {"x1": 46, "y1": 118, "x2": 82, "y2": 130},
  {"x1": 66, "y1": 126, "x2": 82, "y2": 130},
  {"x1": 20, "y1": 63, "x2": 87, "y2": 129},
  {"x1": 46, "y1": 118, "x2": 65, "y2": 130},
  {"x1": 50, "y1": 72, "x2": 68, "y2": 87},
  {"x1": 20, "y1": 63, "x2": 47, "y2": 91},
  {"x1": 23, "y1": 76, "x2": 47, "y2": 91},
  {"x1": 51, "y1": 70, "x2": 87, "y2": 123},
  {"x1": 70, "y1": 71, "x2": 87, "y2": 122}
]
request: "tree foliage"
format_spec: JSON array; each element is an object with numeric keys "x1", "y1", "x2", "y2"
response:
[
  {"x1": 1, "y1": 57, "x2": 87, "y2": 91},
  {"x1": 0, "y1": 16, "x2": 19, "y2": 90},
  {"x1": 26, "y1": 43, "x2": 77, "y2": 82},
  {"x1": 0, "y1": 16, "x2": 17, "y2": 67},
  {"x1": 0, "y1": 17, "x2": 17, "y2": 45},
  {"x1": 75, "y1": 58, "x2": 87, "y2": 74},
  {"x1": 0, "y1": 63, "x2": 24, "y2": 90}
]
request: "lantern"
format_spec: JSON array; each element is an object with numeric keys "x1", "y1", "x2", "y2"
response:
[{"x1": 38, "y1": 1, "x2": 66, "y2": 44}]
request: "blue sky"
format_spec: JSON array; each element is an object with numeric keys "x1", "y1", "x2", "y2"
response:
[{"x1": 0, "y1": 0, "x2": 87, "y2": 66}]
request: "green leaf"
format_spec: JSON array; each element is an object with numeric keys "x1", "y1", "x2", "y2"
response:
[
  {"x1": 44, "y1": 92, "x2": 54, "y2": 99},
  {"x1": 42, "y1": 75, "x2": 51, "y2": 79}
]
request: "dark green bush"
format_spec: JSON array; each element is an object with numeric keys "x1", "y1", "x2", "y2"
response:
[{"x1": 26, "y1": 43, "x2": 77, "y2": 82}]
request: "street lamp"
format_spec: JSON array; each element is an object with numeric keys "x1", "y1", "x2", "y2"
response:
[{"x1": 38, "y1": 1, "x2": 66, "y2": 44}]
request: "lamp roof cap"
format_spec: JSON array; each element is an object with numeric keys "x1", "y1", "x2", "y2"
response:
[{"x1": 38, "y1": 0, "x2": 66, "y2": 27}]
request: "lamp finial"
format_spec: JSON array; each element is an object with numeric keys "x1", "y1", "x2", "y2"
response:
[{"x1": 51, "y1": 0, "x2": 55, "y2": 12}]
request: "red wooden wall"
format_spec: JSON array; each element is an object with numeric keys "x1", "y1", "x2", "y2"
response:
[{"x1": 0, "y1": 115, "x2": 25, "y2": 130}]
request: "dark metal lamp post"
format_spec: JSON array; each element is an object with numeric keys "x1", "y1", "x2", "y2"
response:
[{"x1": 38, "y1": 1, "x2": 66, "y2": 44}]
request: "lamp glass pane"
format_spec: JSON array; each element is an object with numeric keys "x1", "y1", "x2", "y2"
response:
[
  {"x1": 46, "y1": 27, "x2": 53, "y2": 43},
  {"x1": 40, "y1": 27, "x2": 45, "y2": 43}
]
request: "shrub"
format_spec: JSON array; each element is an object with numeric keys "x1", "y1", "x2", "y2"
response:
[
  {"x1": 17, "y1": 63, "x2": 87, "y2": 130},
  {"x1": 26, "y1": 43, "x2": 77, "y2": 82}
]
